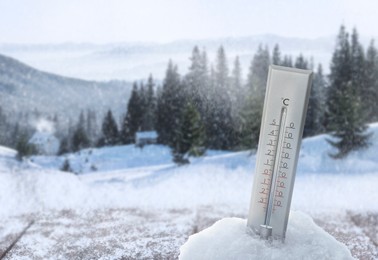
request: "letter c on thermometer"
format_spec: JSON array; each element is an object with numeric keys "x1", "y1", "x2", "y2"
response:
[{"x1": 283, "y1": 98, "x2": 289, "y2": 106}]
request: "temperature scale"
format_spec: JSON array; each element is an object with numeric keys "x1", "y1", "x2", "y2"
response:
[{"x1": 247, "y1": 65, "x2": 313, "y2": 241}]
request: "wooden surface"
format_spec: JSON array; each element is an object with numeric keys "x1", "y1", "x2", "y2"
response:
[{"x1": 0, "y1": 208, "x2": 377, "y2": 259}]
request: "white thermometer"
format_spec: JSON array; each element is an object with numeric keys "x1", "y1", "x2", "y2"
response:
[{"x1": 247, "y1": 65, "x2": 313, "y2": 241}]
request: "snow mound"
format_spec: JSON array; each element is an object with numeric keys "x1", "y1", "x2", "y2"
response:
[
  {"x1": 0, "y1": 167, "x2": 94, "y2": 217},
  {"x1": 0, "y1": 146, "x2": 16, "y2": 157},
  {"x1": 298, "y1": 122, "x2": 378, "y2": 174},
  {"x1": 179, "y1": 211, "x2": 354, "y2": 260}
]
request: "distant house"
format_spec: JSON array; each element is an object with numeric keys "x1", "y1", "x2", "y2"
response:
[
  {"x1": 135, "y1": 131, "x2": 158, "y2": 147},
  {"x1": 28, "y1": 131, "x2": 60, "y2": 155}
]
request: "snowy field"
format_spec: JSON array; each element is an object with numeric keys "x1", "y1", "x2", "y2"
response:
[{"x1": 0, "y1": 124, "x2": 378, "y2": 259}]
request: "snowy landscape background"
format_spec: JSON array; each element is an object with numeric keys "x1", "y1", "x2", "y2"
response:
[
  {"x1": 0, "y1": 0, "x2": 378, "y2": 259},
  {"x1": 0, "y1": 123, "x2": 377, "y2": 258}
]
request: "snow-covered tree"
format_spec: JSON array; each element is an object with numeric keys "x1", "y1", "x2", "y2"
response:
[
  {"x1": 86, "y1": 109, "x2": 98, "y2": 146},
  {"x1": 156, "y1": 60, "x2": 184, "y2": 145},
  {"x1": 61, "y1": 158, "x2": 73, "y2": 173},
  {"x1": 72, "y1": 113, "x2": 90, "y2": 152},
  {"x1": 281, "y1": 55, "x2": 293, "y2": 67},
  {"x1": 294, "y1": 54, "x2": 308, "y2": 70},
  {"x1": 304, "y1": 64, "x2": 326, "y2": 137},
  {"x1": 16, "y1": 133, "x2": 37, "y2": 160},
  {"x1": 120, "y1": 82, "x2": 143, "y2": 144},
  {"x1": 325, "y1": 26, "x2": 371, "y2": 158},
  {"x1": 99, "y1": 110, "x2": 119, "y2": 146},
  {"x1": 206, "y1": 46, "x2": 235, "y2": 150},
  {"x1": 272, "y1": 44, "x2": 281, "y2": 66},
  {"x1": 141, "y1": 74, "x2": 156, "y2": 131},
  {"x1": 186, "y1": 47, "x2": 202, "y2": 107},
  {"x1": 241, "y1": 44, "x2": 271, "y2": 149},
  {"x1": 365, "y1": 40, "x2": 378, "y2": 121},
  {"x1": 58, "y1": 136, "x2": 70, "y2": 155},
  {"x1": 172, "y1": 102, "x2": 205, "y2": 164}
]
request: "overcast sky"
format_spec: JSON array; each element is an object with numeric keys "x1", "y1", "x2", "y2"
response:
[{"x1": 0, "y1": 0, "x2": 377, "y2": 44}]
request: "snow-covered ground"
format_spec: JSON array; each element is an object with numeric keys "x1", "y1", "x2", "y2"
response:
[
  {"x1": 180, "y1": 212, "x2": 354, "y2": 260},
  {"x1": 0, "y1": 123, "x2": 377, "y2": 259},
  {"x1": 1, "y1": 123, "x2": 377, "y2": 218}
]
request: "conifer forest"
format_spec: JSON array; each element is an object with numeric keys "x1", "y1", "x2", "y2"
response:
[{"x1": 0, "y1": 26, "x2": 377, "y2": 162}]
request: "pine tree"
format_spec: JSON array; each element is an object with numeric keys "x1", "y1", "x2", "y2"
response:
[
  {"x1": 186, "y1": 46, "x2": 202, "y2": 108},
  {"x1": 142, "y1": 74, "x2": 156, "y2": 131},
  {"x1": 156, "y1": 60, "x2": 184, "y2": 146},
  {"x1": 72, "y1": 123, "x2": 90, "y2": 152},
  {"x1": 294, "y1": 54, "x2": 308, "y2": 69},
  {"x1": 325, "y1": 26, "x2": 371, "y2": 158},
  {"x1": 99, "y1": 110, "x2": 119, "y2": 146},
  {"x1": 172, "y1": 102, "x2": 205, "y2": 164},
  {"x1": 351, "y1": 28, "x2": 367, "y2": 121},
  {"x1": 231, "y1": 56, "x2": 243, "y2": 110},
  {"x1": 139, "y1": 82, "x2": 148, "y2": 131},
  {"x1": 206, "y1": 46, "x2": 235, "y2": 150},
  {"x1": 327, "y1": 81, "x2": 371, "y2": 158},
  {"x1": 325, "y1": 25, "x2": 352, "y2": 132},
  {"x1": 120, "y1": 82, "x2": 143, "y2": 144},
  {"x1": 230, "y1": 56, "x2": 245, "y2": 146},
  {"x1": 365, "y1": 40, "x2": 378, "y2": 121},
  {"x1": 248, "y1": 44, "x2": 270, "y2": 101},
  {"x1": 16, "y1": 133, "x2": 37, "y2": 160},
  {"x1": 294, "y1": 53, "x2": 322, "y2": 137},
  {"x1": 231, "y1": 56, "x2": 242, "y2": 90},
  {"x1": 272, "y1": 44, "x2": 281, "y2": 65},
  {"x1": 70, "y1": 112, "x2": 90, "y2": 152},
  {"x1": 185, "y1": 46, "x2": 209, "y2": 118},
  {"x1": 52, "y1": 114, "x2": 62, "y2": 139},
  {"x1": 241, "y1": 44, "x2": 271, "y2": 149},
  {"x1": 58, "y1": 136, "x2": 70, "y2": 155},
  {"x1": 85, "y1": 110, "x2": 94, "y2": 146},
  {"x1": 61, "y1": 158, "x2": 73, "y2": 173},
  {"x1": 281, "y1": 55, "x2": 293, "y2": 67},
  {"x1": 120, "y1": 115, "x2": 132, "y2": 144},
  {"x1": 304, "y1": 64, "x2": 325, "y2": 137},
  {"x1": 13, "y1": 123, "x2": 21, "y2": 148},
  {"x1": 238, "y1": 100, "x2": 263, "y2": 150},
  {"x1": 78, "y1": 111, "x2": 86, "y2": 131}
]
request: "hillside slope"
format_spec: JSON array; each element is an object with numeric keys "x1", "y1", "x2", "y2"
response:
[{"x1": 0, "y1": 53, "x2": 132, "y2": 118}]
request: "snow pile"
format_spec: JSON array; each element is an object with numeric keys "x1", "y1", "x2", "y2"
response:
[
  {"x1": 0, "y1": 166, "x2": 94, "y2": 217},
  {"x1": 298, "y1": 122, "x2": 378, "y2": 174},
  {"x1": 179, "y1": 211, "x2": 354, "y2": 260}
]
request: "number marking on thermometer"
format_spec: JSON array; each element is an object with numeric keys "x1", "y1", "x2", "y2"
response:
[{"x1": 247, "y1": 65, "x2": 313, "y2": 241}]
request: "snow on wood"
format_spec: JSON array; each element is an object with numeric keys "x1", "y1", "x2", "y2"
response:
[{"x1": 0, "y1": 209, "x2": 377, "y2": 259}]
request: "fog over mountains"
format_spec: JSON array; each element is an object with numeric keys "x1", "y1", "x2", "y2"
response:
[
  {"x1": 0, "y1": 34, "x2": 351, "y2": 82},
  {"x1": 0, "y1": 53, "x2": 131, "y2": 119},
  {"x1": 0, "y1": 33, "x2": 375, "y2": 120}
]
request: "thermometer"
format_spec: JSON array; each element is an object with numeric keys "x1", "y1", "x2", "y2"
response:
[{"x1": 247, "y1": 65, "x2": 313, "y2": 241}]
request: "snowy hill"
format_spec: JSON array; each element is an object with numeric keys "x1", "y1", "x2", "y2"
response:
[{"x1": 0, "y1": 53, "x2": 132, "y2": 118}]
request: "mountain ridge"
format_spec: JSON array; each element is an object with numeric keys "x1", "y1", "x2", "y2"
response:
[
  {"x1": 0, "y1": 53, "x2": 132, "y2": 119},
  {"x1": 0, "y1": 34, "x2": 342, "y2": 81}
]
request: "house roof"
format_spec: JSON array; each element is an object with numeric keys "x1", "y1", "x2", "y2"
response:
[
  {"x1": 29, "y1": 131, "x2": 59, "y2": 144},
  {"x1": 135, "y1": 131, "x2": 158, "y2": 139}
]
